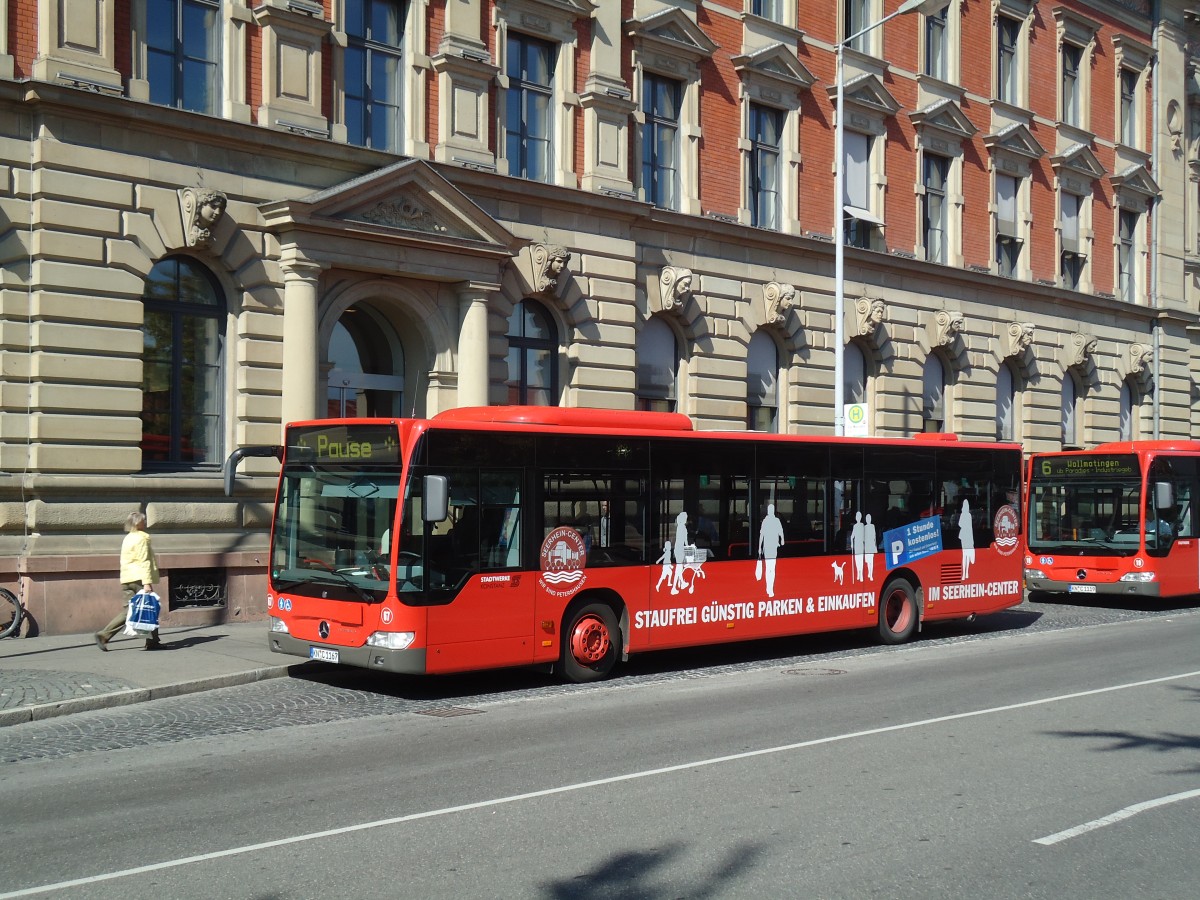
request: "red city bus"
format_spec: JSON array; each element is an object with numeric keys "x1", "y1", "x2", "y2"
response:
[
  {"x1": 1025, "y1": 441, "x2": 1200, "y2": 600},
  {"x1": 226, "y1": 407, "x2": 1024, "y2": 682}
]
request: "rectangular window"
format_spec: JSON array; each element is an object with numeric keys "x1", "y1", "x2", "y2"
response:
[
  {"x1": 1120, "y1": 68, "x2": 1138, "y2": 146},
  {"x1": 752, "y1": 0, "x2": 781, "y2": 22},
  {"x1": 749, "y1": 104, "x2": 783, "y2": 230},
  {"x1": 995, "y1": 173, "x2": 1021, "y2": 277},
  {"x1": 846, "y1": 0, "x2": 871, "y2": 53},
  {"x1": 1060, "y1": 192, "x2": 1084, "y2": 290},
  {"x1": 924, "y1": 7, "x2": 947, "y2": 80},
  {"x1": 923, "y1": 154, "x2": 949, "y2": 264},
  {"x1": 843, "y1": 131, "x2": 880, "y2": 250},
  {"x1": 642, "y1": 73, "x2": 682, "y2": 210},
  {"x1": 147, "y1": 0, "x2": 220, "y2": 114},
  {"x1": 505, "y1": 33, "x2": 554, "y2": 182},
  {"x1": 344, "y1": 0, "x2": 405, "y2": 151},
  {"x1": 1118, "y1": 209, "x2": 1138, "y2": 302},
  {"x1": 1061, "y1": 43, "x2": 1081, "y2": 127},
  {"x1": 997, "y1": 16, "x2": 1020, "y2": 105}
]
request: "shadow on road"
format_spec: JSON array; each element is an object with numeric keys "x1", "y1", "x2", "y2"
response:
[
  {"x1": 1044, "y1": 726, "x2": 1200, "y2": 775},
  {"x1": 289, "y1": 605, "x2": 1043, "y2": 704},
  {"x1": 538, "y1": 842, "x2": 764, "y2": 900},
  {"x1": 1028, "y1": 593, "x2": 1200, "y2": 613}
]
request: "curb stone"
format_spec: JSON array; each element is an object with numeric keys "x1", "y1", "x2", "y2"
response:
[{"x1": 0, "y1": 664, "x2": 301, "y2": 728}]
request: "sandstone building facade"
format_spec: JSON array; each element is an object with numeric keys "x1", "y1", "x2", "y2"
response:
[{"x1": 1, "y1": 0, "x2": 1197, "y2": 634}]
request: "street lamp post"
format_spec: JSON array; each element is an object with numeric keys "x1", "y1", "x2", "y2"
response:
[{"x1": 833, "y1": 0, "x2": 941, "y2": 435}]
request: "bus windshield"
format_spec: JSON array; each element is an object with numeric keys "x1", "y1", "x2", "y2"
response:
[
  {"x1": 1027, "y1": 454, "x2": 1142, "y2": 553},
  {"x1": 270, "y1": 424, "x2": 401, "y2": 601}
]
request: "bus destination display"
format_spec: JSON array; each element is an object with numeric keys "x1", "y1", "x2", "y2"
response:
[
  {"x1": 1036, "y1": 455, "x2": 1137, "y2": 479},
  {"x1": 288, "y1": 424, "x2": 400, "y2": 465}
]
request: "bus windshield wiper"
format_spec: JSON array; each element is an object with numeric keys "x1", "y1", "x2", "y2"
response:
[{"x1": 276, "y1": 566, "x2": 377, "y2": 602}]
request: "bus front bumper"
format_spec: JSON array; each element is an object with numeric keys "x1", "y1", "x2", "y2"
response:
[
  {"x1": 1025, "y1": 577, "x2": 1162, "y2": 598},
  {"x1": 268, "y1": 632, "x2": 428, "y2": 674}
]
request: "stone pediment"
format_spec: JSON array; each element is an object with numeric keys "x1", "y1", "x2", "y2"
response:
[
  {"x1": 260, "y1": 159, "x2": 521, "y2": 252},
  {"x1": 626, "y1": 8, "x2": 719, "y2": 62},
  {"x1": 909, "y1": 99, "x2": 977, "y2": 142},
  {"x1": 827, "y1": 73, "x2": 901, "y2": 118},
  {"x1": 1110, "y1": 164, "x2": 1160, "y2": 202},
  {"x1": 983, "y1": 122, "x2": 1046, "y2": 161},
  {"x1": 1051, "y1": 143, "x2": 1106, "y2": 182},
  {"x1": 732, "y1": 43, "x2": 815, "y2": 92}
]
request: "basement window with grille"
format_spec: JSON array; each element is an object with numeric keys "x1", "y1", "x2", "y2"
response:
[{"x1": 168, "y1": 568, "x2": 227, "y2": 610}]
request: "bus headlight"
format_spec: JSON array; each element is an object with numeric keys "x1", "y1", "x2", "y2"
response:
[
  {"x1": 1119, "y1": 572, "x2": 1157, "y2": 583},
  {"x1": 366, "y1": 631, "x2": 416, "y2": 650},
  {"x1": 1025, "y1": 569, "x2": 1047, "y2": 579},
  {"x1": 269, "y1": 616, "x2": 289, "y2": 634}
]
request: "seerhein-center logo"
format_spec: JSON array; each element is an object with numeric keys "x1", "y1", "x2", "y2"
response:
[{"x1": 539, "y1": 526, "x2": 588, "y2": 598}]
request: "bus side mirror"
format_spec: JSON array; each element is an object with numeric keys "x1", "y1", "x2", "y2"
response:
[
  {"x1": 223, "y1": 445, "x2": 283, "y2": 496},
  {"x1": 1154, "y1": 481, "x2": 1175, "y2": 511},
  {"x1": 424, "y1": 475, "x2": 449, "y2": 523}
]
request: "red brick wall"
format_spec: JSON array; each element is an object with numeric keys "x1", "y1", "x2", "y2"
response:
[{"x1": 10, "y1": 0, "x2": 37, "y2": 78}]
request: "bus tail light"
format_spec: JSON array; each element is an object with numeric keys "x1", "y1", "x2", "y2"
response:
[
  {"x1": 366, "y1": 631, "x2": 416, "y2": 650},
  {"x1": 269, "y1": 616, "x2": 290, "y2": 634},
  {"x1": 1119, "y1": 572, "x2": 1157, "y2": 583}
]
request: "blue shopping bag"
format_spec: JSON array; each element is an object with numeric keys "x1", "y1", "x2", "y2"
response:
[{"x1": 127, "y1": 591, "x2": 161, "y2": 633}]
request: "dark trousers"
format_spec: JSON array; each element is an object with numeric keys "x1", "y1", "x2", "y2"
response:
[{"x1": 97, "y1": 581, "x2": 160, "y2": 646}]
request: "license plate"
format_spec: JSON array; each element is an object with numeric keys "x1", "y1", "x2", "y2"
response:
[
  {"x1": 1068, "y1": 584, "x2": 1097, "y2": 594},
  {"x1": 310, "y1": 647, "x2": 339, "y2": 663}
]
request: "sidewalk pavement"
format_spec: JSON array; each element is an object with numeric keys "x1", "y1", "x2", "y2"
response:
[{"x1": 0, "y1": 621, "x2": 311, "y2": 727}]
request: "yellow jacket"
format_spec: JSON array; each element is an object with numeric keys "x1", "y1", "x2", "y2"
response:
[{"x1": 120, "y1": 530, "x2": 159, "y2": 585}]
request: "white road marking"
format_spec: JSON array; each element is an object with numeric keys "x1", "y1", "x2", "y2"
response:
[
  {"x1": 1033, "y1": 788, "x2": 1200, "y2": 846},
  {"x1": 3, "y1": 667, "x2": 1200, "y2": 898}
]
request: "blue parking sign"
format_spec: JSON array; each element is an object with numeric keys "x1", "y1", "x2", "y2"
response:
[{"x1": 883, "y1": 518, "x2": 943, "y2": 570}]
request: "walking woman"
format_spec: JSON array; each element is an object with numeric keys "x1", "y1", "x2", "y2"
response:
[{"x1": 95, "y1": 511, "x2": 162, "y2": 651}]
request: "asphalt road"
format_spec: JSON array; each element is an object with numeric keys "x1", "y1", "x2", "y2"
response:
[{"x1": 2, "y1": 598, "x2": 1198, "y2": 899}]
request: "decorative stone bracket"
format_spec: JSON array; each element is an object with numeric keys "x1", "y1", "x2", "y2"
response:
[
  {"x1": 763, "y1": 282, "x2": 796, "y2": 325},
  {"x1": 659, "y1": 266, "x2": 694, "y2": 315},
  {"x1": 531, "y1": 243, "x2": 571, "y2": 295},
  {"x1": 928, "y1": 310, "x2": 965, "y2": 350},
  {"x1": 179, "y1": 187, "x2": 228, "y2": 249}
]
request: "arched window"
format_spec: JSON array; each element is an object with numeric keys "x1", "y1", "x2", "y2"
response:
[
  {"x1": 746, "y1": 330, "x2": 780, "y2": 432},
  {"x1": 506, "y1": 300, "x2": 558, "y2": 405},
  {"x1": 995, "y1": 362, "x2": 1017, "y2": 442},
  {"x1": 922, "y1": 354, "x2": 947, "y2": 433},
  {"x1": 327, "y1": 307, "x2": 405, "y2": 418},
  {"x1": 141, "y1": 256, "x2": 223, "y2": 466},
  {"x1": 636, "y1": 316, "x2": 679, "y2": 412},
  {"x1": 1061, "y1": 374, "x2": 1081, "y2": 448},
  {"x1": 1119, "y1": 380, "x2": 1141, "y2": 441},
  {"x1": 844, "y1": 341, "x2": 867, "y2": 405}
]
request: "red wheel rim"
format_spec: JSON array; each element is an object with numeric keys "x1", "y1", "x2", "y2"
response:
[
  {"x1": 885, "y1": 591, "x2": 913, "y2": 634},
  {"x1": 570, "y1": 614, "x2": 611, "y2": 664}
]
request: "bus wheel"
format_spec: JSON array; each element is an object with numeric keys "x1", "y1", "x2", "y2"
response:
[
  {"x1": 561, "y1": 602, "x2": 619, "y2": 683},
  {"x1": 878, "y1": 580, "x2": 918, "y2": 645}
]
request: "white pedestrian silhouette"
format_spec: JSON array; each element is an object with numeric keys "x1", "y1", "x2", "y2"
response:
[
  {"x1": 655, "y1": 541, "x2": 673, "y2": 591},
  {"x1": 672, "y1": 512, "x2": 690, "y2": 594},
  {"x1": 758, "y1": 504, "x2": 785, "y2": 598},
  {"x1": 864, "y1": 514, "x2": 877, "y2": 580},
  {"x1": 959, "y1": 499, "x2": 975, "y2": 579},
  {"x1": 851, "y1": 511, "x2": 865, "y2": 582}
]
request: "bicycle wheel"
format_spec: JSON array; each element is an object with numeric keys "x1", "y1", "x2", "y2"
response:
[{"x1": 0, "y1": 587, "x2": 22, "y2": 639}]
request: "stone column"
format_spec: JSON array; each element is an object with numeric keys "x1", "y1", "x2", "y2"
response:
[
  {"x1": 280, "y1": 253, "x2": 323, "y2": 430},
  {"x1": 456, "y1": 283, "x2": 495, "y2": 408}
]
